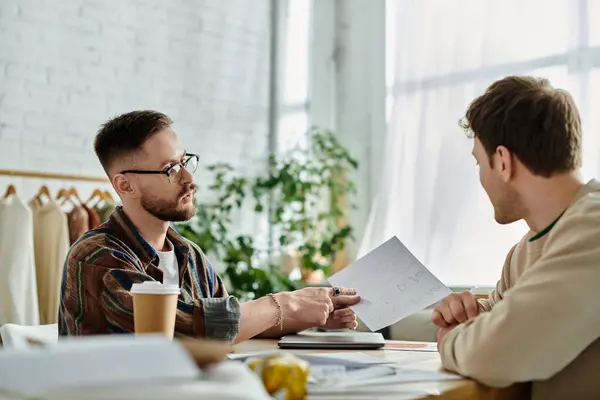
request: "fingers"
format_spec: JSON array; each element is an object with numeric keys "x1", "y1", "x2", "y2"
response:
[
  {"x1": 329, "y1": 309, "x2": 358, "y2": 329},
  {"x1": 462, "y1": 292, "x2": 480, "y2": 320},
  {"x1": 344, "y1": 321, "x2": 358, "y2": 329},
  {"x1": 333, "y1": 308, "x2": 354, "y2": 319},
  {"x1": 292, "y1": 287, "x2": 361, "y2": 327},
  {"x1": 337, "y1": 319, "x2": 358, "y2": 329},
  {"x1": 334, "y1": 314, "x2": 356, "y2": 324},
  {"x1": 432, "y1": 291, "x2": 480, "y2": 328},
  {"x1": 449, "y1": 296, "x2": 467, "y2": 323},
  {"x1": 450, "y1": 292, "x2": 480, "y2": 323},
  {"x1": 303, "y1": 286, "x2": 358, "y2": 299},
  {"x1": 328, "y1": 286, "x2": 360, "y2": 309},
  {"x1": 332, "y1": 295, "x2": 361, "y2": 307},
  {"x1": 435, "y1": 299, "x2": 456, "y2": 327},
  {"x1": 431, "y1": 309, "x2": 449, "y2": 328},
  {"x1": 331, "y1": 287, "x2": 357, "y2": 296}
]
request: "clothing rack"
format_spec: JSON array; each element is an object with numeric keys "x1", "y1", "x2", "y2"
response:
[{"x1": 0, "y1": 169, "x2": 109, "y2": 183}]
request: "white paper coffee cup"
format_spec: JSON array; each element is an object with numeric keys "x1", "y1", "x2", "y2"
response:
[
  {"x1": 130, "y1": 281, "x2": 180, "y2": 339},
  {"x1": 130, "y1": 281, "x2": 180, "y2": 295}
]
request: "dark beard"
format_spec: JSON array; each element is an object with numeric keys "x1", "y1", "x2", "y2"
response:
[{"x1": 140, "y1": 184, "x2": 196, "y2": 222}]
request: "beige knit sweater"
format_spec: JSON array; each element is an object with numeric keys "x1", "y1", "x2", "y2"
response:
[{"x1": 440, "y1": 179, "x2": 600, "y2": 400}]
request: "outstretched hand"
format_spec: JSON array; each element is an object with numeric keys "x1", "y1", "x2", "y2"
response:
[{"x1": 322, "y1": 288, "x2": 361, "y2": 330}]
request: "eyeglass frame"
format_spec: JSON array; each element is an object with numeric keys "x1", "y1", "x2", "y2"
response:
[{"x1": 119, "y1": 153, "x2": 199, "y2": 184}]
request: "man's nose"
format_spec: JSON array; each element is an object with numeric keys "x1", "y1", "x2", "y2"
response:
[{"x1": 179, "y1": 165, "x2": 194, "y2": 184}]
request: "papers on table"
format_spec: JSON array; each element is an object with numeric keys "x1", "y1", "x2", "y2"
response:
[
  {"x1": 383, "y1": 341, "x2": 439, "y2": 352},
  {"x1": 328, "y1": 236, "x2": 452, "y2": 331},
  {"x1": 308, "y1": 367, "x2": 462, "y2": 394},
  {"x1": 0, "y1": 335, "x2": 200, "y2": 395},
  {"x1": 229, "y1": 351, "x2": 391, "y2": 368},
  {"x1": 0, "y1": 336, "x2": 273, "y2": 400},
  {"x1": 27, "y1": 362, "x2": 272, "y2": 400},
  {"x1": 303, "y1": 352, "x2": 392, "y2": 366},
  {"x1": 228, "y1": 349, "x2": 462, "y2": 392},
  {"x1": 303, "y1": 352, "x2": 461, "y2": 390}
]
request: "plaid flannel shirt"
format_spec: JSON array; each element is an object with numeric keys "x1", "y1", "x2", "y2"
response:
[{"x1": 58, "y1": 206, "x2": 240, "y2": 340}]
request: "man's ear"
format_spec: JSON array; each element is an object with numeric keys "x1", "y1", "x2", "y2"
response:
[
  {"x1": 113, "y1": 174, "x2": 136, "y2": 198},
  {"x1": 495, "y1": 145, "x2": 514, "y2": 182}
]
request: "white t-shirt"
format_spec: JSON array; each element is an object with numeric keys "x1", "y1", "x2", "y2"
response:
[{"x1": 156, "y1": 245, "x2": 179, "y2": 287}]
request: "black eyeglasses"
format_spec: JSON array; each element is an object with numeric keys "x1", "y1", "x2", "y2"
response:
[{"x1": 120, "y1": 153, "x2": 199, "y2": 184}]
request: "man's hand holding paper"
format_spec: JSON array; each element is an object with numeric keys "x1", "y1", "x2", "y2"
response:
[{"x1": 328, "y1": 236, "x2": 451, "y2": 332}]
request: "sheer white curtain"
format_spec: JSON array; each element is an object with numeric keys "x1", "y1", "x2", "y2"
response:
[{"x1": 363, "y1": 0, "x2": 600, "y2": 286}]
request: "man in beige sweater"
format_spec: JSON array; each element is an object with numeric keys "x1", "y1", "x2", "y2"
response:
[{"x1": 432, "y1": 76, "x2": 600, "y2": 399}]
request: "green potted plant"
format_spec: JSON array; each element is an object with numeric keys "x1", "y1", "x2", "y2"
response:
[
  {"x1": 176, "y1": 163, "x2": 297, "y2": 301},
  {"x1": 253, "y1": 128, "x2": 358, "y2": 281},
  {"x1": 176, "y1": 127, "x2": 358, "y2": 300}
]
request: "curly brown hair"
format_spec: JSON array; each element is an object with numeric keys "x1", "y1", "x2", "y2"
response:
[{"x1": 459, "y1": 76, "x2": 582, "y2": 177}]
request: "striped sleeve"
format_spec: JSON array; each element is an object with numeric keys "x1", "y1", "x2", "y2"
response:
[
  {"x1": 60, "y1": 239, "x2": 238, "y2": 340},
  {"x1": 188, "y1": 242, "x2": 240, "y2": 340}
]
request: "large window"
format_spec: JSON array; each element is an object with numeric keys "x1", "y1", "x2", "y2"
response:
[
  {"x1": 385, "y1": 0, "x2": 600, "y2": 286},
  {"x1": 279, "y1": 0, "x2": 310, "y2": 153}
]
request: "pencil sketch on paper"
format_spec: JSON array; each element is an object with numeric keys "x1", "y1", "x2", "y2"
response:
[{"x1": 328, "y1": 236, "x2": 451, "y2": 331}]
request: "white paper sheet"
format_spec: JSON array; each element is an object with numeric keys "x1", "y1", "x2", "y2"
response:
[
  {"x1": 310, "y1": 367, "x2": 462, "y2": 389},
  {"x1": 228, "y1": 351, "x2": 392, "y2": 368},
  {"x1": 12, "y1": 362, "x2": 272, "y2": 400},
  {"x1": 0, "y1": 335, "x2": 200, "y2": 395},
  {"x1": 310, "y1": 365, "x2": 396, "y2": 387},
  {"x1": 328, "y1": 236, "x2": 452, "y2": 331},
  {"x1": 300, "y1": 352, "x2": 393, "y2": 366}
]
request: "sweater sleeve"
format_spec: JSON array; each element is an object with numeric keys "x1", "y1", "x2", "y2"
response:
[
  {"x1": 440, "y1": 209, "x2": 600, "y2": 387},
  {"x1": 478, "y1": 244, "x2": 516, "y2": 312}
]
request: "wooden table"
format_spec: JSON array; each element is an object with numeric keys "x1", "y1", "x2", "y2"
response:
[{"x1": 234, "y1": 339, "x2": 529, "y2": 400}]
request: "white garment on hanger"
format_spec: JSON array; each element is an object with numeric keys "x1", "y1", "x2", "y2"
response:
[
  {"x1": 31, "y1": 200, "x2": 70, "y2": 325},
  {"x1": 0, "y1": 196, "x2": 40, "y2": 326}
]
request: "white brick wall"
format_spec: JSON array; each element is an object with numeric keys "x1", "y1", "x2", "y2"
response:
[{"x1": 0, "y1": 0, "x2": 271, "y2": 203}]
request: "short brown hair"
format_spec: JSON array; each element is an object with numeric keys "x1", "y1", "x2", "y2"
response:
[
  {"x1": 460, "y1": 76, "x2": 582, "y2": 177},
  {"x1": 94, "y1": 110, "x2": 173, "y2": 174}
]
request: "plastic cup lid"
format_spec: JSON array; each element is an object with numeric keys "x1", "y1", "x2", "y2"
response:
[{"x1": 130, "y1": 281, "x2": 180, "y2": 295}]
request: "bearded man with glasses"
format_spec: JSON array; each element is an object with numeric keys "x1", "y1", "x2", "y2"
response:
[{"x1": 59, "y1": 110, "x2": 360, "y2": 342}]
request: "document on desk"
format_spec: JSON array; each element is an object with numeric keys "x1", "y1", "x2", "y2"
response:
[
  {"x1": 309, "y1": 367, "x2": 462, "y2": 391},
  {"x1": 0, "y1": 335, "x2": 200, "y2": 394},
  {"x1": 328, "y1": 236, "x2": 451, "y2": 332},
  {"x1": 229, "y1": 351, "x2": 391, "y2": 368}
]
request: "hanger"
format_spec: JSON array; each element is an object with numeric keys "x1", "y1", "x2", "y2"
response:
[
  {"x1": 86, "y1": 189, "x2": 104, "y2": 205},
  {"x1": 103, "y1": 191, "x2": 114, "y2": 201},
  {"x1": 3, "y1": 184, "x2": 16, "y2": 199},
  {"x1": 69, "y1": 187, "x2": 83, "y2": 204},
  {"x1": 56, "y1": 188, "x2": 68, "y2": 200},
  {"x1": 56, "y1": 187, "x2": 77, "y2": 207},
  {"x1": 34, "y1": 185, "x2": 52, "y2": 204}
]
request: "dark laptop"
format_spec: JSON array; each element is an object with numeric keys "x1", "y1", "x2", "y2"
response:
[{"x1": 278, "y1": 331, "x2": 385, "y2": 350}]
